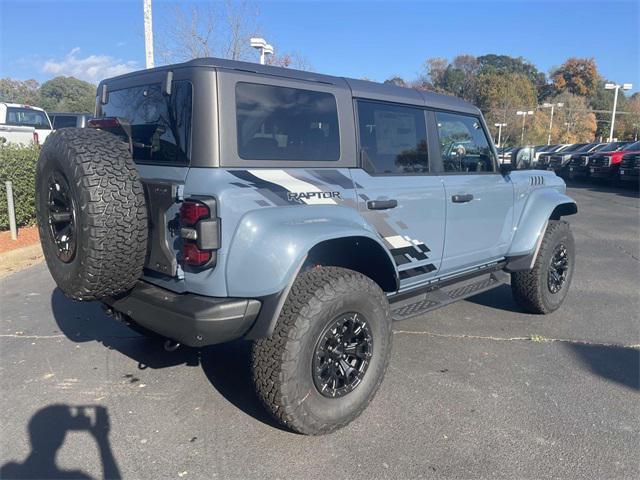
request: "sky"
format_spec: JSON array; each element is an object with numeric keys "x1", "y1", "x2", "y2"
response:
[{"x1": 1, "y1": 0, "x2": 638, "y2": 93}]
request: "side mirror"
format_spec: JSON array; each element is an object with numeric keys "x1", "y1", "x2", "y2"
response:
[{"x1": 500, "y1": 162, "x2": 513, "y2": 175}]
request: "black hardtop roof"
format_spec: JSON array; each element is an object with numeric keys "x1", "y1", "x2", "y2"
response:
[{"x1": 99, "y1": 57, "x2": 480, "y2": 115}]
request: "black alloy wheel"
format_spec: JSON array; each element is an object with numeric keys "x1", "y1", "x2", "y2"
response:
[
  {"x1": 547, "y1": 243, "x2": 569, "y2": 294},
  {"x1": 312, "y1": 312, "x2": 373, "y2": 398},
  {"x1": 46, "y1": 171, "x2": 77, "y2": 263}
]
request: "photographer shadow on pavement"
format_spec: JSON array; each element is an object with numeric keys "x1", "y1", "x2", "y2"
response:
[
  {"x1": 0, "y1": 404, "x2": 121, "y2": 480},
  {"x1": 50, "y1": 288, "x2": 284, "y2": 430}
]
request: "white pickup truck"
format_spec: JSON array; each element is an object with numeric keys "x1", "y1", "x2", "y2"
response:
[{"x1": 0, "y1": 103, "x2": 53, "y2": 146}]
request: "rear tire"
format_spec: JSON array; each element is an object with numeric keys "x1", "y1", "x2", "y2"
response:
[
  {"x1": 251, "y1": 267, "x2": 392, "y2": 435},
  {"x1": 511, "y1": 220, "x2": 575, "y2": 314},
  {"x1": 35, "y1": 128, "x2": 147, "y2": 301}
]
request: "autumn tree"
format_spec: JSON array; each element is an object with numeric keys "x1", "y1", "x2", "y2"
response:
[
  {"x1": 551, "y1": 58, "x2": 601, "y2": 98},
  {"x1": 0, "y1": 78, "x2": 41, "y2": 105},
  {"x1": 423, "y1": 55, "x2": 477, "y2": 101},
  {"x1": 616, "y1": 93, "x2": 640, "y2": 141},
  {"x1": 475, "y1": 72, "x2": 537, "y2": 145}
]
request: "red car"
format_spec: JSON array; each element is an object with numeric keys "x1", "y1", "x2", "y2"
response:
[{"x1": 588, "y1": 141, "x2": 640, "y2": 181}]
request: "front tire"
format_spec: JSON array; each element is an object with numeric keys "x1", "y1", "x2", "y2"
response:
[
  {"x1": 511, "y1": 220, "x2": 575, "y2": 314},
  {"x1": 251, "y1": 267, "x2": 392, "y2": 435}
]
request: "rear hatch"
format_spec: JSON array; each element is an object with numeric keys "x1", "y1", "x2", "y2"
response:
[{"x1": 95, "y1": 79, "x2": 194, "y2": 288}]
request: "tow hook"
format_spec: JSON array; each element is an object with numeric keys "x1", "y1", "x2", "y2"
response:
[{"x1": 163, "y1": 339, "x2": 181, "y2": 352}]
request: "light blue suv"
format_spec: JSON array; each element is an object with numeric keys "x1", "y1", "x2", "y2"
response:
[{"x1": 35, "y1": 58, "x2": 577, "y2": 435}]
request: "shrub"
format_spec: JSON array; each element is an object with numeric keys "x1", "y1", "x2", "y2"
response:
[{"x1": 0, "y1": 143, "x2": 39, "y2": 230}]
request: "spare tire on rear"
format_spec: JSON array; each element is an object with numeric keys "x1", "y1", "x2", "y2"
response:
[{"x1": 35, "y1": 128, "x2": 148, "y2": 301}]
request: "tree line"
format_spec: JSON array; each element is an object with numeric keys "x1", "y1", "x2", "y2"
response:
[
  {"x1": 0, "y1": 76, "x2": 96, "y2": 114},
  {"x1": 384, "y1": 55, "x2": 639, "y2": 146}
]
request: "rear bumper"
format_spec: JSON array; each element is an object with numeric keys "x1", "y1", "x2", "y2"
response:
[{"x1": 104, "y1": 281, "x2": 261, "y2": 347}]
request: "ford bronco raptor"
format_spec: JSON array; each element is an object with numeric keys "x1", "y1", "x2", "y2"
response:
[{"x1": 35, "y1": 58, "x2": 577, "y2": 435}]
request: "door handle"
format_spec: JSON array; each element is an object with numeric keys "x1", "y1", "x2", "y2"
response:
[
  {"x1": 451, "y1": 194, "x2": 473, "y2": 203},
  {"x1": 367, "y1": 199, "x2": 398, "y2": 210}
]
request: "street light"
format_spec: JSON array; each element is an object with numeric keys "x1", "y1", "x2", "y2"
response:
[
  {"x1": 541, "y1": 102, "x2": 563, "y2": 145},
  {"x1": 516, "y1": 110, "x2": 534, "y2": 144},
  {"x1": 494, "y1": 123, "x2": 507, "y2": 147},
  {"x1": 604, "y1": 82, "x2": 633, "y2": 142},
  {"x1": 250, "y1": 37, "x2": 274, "y2": 65}
]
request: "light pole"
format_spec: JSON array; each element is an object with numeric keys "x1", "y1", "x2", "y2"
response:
[
  {"x1": 494, "y1": 123, "x2": 507, "y2": 147},
  {"x1": 541, "y1": 102, "x2": 563, "y2": 145},
  {"x1": 143, "y1": 0, "x2": 154, "y2": 69},
  {"x1": 605, "y1": 82, "x2": 633, "y2": 142},
  {"x1": 516, "y1": 110, "x2": 534, "y2": 145},
  {"x1": 250, "y1": 37, "x2": 274, "y2": 65}
]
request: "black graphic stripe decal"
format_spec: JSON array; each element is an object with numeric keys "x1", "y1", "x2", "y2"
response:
[
  {"x1": 399, "y1": 264, "x2": 437, "y2": 280},
  {"x1": 228, "y1": 170, "x2": 294, "y2": 206}
]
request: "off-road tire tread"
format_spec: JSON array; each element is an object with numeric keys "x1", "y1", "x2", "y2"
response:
[
  {"x1": 511, "y1": 220, "x2": 570, "y2": 314},
  {"x1": 251, "y1": 267, "x2": 391, "y2": 435},
  {"x1": 36, "y1": 128, "x2": 147, "y2": 300}
]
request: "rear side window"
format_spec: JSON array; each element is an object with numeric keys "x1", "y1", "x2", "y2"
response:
[
  {"x1": 436, "y1": 112, "x2": 495, "y2": 173},
  {"x1": 6, "y1": 108, "x2": 51, "y2": 129},
  {"x1": 52, "y1": 115, "x2": 77, "y2": 129},
  {"x1": 357, "y1": 100, "x2": 429, "y2": 174},
  {"x1": 236, "y1": 82, "x2": 340, "y2": 161},
  {"x1": 100, "y1": 81, "x2": 192, "y2": 165}
]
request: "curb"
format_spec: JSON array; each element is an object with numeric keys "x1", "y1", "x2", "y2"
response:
[{"x1": 0, "y1": 243, "x2": 43, "y2": 279}]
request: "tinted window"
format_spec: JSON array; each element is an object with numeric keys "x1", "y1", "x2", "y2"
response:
[
  {"x1": 236, "y1": 83, "x2": 339, "y2": 161},
  {"x1": 436, "y1": 112, "x2": 495, "y2": 173},
  {"x1": 100, "y1": 81, "x2": 192, "y2": 165},
  {"x1": 623, "y1": 141, "x2": 640, "y2": 151},
  {"x1": 6, "y1": 108, "x2": 51, "y2": 129},
  {"x1": 357, "y1": 101, "x2": 428, "y2": 174},
  {"x1": 52, "y1": 115, "x2": 78, "y2": 129}
]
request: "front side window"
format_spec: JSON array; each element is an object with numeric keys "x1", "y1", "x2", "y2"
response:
[
  {"x1": 236, "y1": 82, "x2": 340, "y2": 161},
  {"x1": 100, "y1": 81, "x2": 192, "y2": 165},
  {"x1": 436, "y1": 112, "x2": 495, "y2": 173},
  {"x1": 357, "y1": 100, "x2": 428, "y2": 174},
  {"x1": 6, "y1": 108, "x2": 51, "y2": 129}
]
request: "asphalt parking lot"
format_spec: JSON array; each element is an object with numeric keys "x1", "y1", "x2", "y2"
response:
[{"x1": 1, "y1": 180, "x2": 638, "y2": 480}]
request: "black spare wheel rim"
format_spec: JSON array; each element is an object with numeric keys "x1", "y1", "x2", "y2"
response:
[
  {"x1": 313, "y1": 312, "x2": 373, "y2": 398},
  {"x1": 46, "y1": 171, "x2": 77, "y2": 263},
  {"x1": 547, "y1": 243, "x2": 569, "y2": 294}
]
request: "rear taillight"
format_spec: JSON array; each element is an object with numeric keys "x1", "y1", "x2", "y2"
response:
[
  {"x1": 179, "y1": 198, "x2": 219, "y2": 269},
  {"x1": 182, "y1": 242, "x2": 212, "y2": 266},
  {"x1": 179, "y1": 201, "x2": 209, "y2": 226},
  {"x1": 32, "y1": 131, "x2": 39, "y2": 145}
]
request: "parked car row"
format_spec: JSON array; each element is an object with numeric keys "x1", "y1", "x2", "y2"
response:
[
  {"x1": 498, "y1": 141, "x2": 639, "y2": 186},
  {"x1": 0, "y1": 102, "x2": 90, "y2": 146}
]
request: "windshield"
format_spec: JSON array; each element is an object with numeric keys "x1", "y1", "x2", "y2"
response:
[
  {"x1": 623, "y1": 141, "x2": 640, "y2": 151},
  {"x1": 5, "y1": 107, "x2": 51, "y2": 129},
  {"x1": 563, "y1": 143, "x2": 587, "y2": 153},
  {"x1": 595, "y1": 142, "x2": 618, "y2": 152},
  {"x1": 575, "y1": 143, "x2": 597, "y2": 152}
]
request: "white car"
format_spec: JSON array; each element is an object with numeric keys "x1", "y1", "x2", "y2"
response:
[{"x1": 0, "y1": 103, "x2": 53, "y2": 146}]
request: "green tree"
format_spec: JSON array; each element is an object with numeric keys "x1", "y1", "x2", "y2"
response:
[
  {"x1": 384, "y1": 76, "x2": 408, "y2": 88},
  {"x1": 424, "y1": 55, "x2": 478, "y2": 101},
  {"x1": 0, "y1": 78, "x2": 41, "y2": 105},
  {"x1": 39, "y1": 76, "x2": 95, "y2": 113}
]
